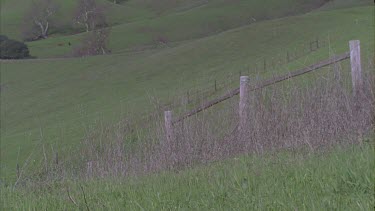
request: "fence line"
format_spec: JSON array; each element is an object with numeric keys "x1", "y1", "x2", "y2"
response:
[
  {"x1": 110, "y1": 39, "x2": 352, "y2": 145},
  {"x1": 172, "y1": 51, "x2": 351, "y2": 124},
  {"x1": 165, "y1": 36, "x2": 332, "y2": 110}
]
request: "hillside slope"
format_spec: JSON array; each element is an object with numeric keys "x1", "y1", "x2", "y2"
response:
[
  {"x1": 0, "y1": 0, "x2": 152, "y2": 40},
  {"x1": 1, "y1": 4, "x2": 374, "y2": 180},
  {"x1": 3, "y1": 0, "x2": 331, "y2": 58}
]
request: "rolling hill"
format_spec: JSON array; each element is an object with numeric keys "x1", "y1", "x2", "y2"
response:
[
  {"x1": 2, "y1": 0, "x2": 333, "y2": 58},
  {"x1": 0, "y1": 0, "x2": 374, "y2": 181}
]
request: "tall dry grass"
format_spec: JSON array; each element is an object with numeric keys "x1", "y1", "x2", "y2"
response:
[
  {"x1": 73, "y1": 64, "x2": 374, "y2": 180},
  {"x1": 14, "y1": 62, "x2": 374, "y2": 185}
]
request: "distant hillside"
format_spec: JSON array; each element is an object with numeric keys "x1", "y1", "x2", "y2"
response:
[
  {"x1": 0, "y1": 0, "x2": 151, "y2": 40},
  {"x1": 2, "y1": 0, "x2": 331, "y2": 58}
]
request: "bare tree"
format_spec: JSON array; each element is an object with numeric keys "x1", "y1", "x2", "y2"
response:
[
  {"x1": 22, "y1": 0, "x2": 59, "y2": 41},
  {"x1": 72, "y1": 27, "x2": 112, "y2": 57},
  {"x1": 74, "y1": 0, "x2": 107, "y2": 32}
]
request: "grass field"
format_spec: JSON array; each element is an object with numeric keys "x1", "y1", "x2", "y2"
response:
[
  {"x1": 2, "y1": 143, "x2": 374, "y2": 210},
  {"x1": 1, "y1": 1, "x2": 374, "y2": 209},
  {"x1": 3, "y1": 0, "x2": 369, "y2": 58},
  {"x1": 2, "y1": 3, "x2": 374, "y2": 180}
]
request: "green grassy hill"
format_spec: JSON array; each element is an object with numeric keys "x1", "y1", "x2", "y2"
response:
[
  {"x1": 0, "y1": 0, "x2": 162, "y2": 40},
  {"x1": 1, "y1": 0, "x2": 374, "y2": 181},
  {"x1": 3, "y1": 0, "x2": 330, "y2": 58},
  {"x1": 1, "y1": 0, "x2": 371, "y2": 43}
]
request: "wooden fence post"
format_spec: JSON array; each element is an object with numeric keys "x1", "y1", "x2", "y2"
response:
[
  {"x1": 349, "y1": 40, "x2": 363, "y2": 94},
  {"x1": 16, "y1": 163, "x2": 20, "y2": 179},
  {"x1": 86, "y1": 161, "x2": 93, "y2": 178},
  {"x1": 164, "y1": 111, "x2": 174, "y2": 143},
  {"x1": 214, "y1": 80, "x2": 217, "y2": 92},
  {"x1": 239, "y1": 76, "x2": 250, "y2": 132}
]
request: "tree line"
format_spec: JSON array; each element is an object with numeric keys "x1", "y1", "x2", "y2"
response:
[{"x1": 1, "y1": 0, "x2": 115, "y2": 59}]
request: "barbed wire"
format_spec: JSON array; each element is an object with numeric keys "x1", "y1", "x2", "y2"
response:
[{"x1": 164, "y1": 35, "x2": 340, "y2": 112}]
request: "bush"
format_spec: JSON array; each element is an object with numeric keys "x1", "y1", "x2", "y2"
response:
[
  {"x1": 0, "y1": 35, "x2": 8, "y2": 42},
  {"x1": 0, "y1": 36, "x2": 31, "y2": 59}
]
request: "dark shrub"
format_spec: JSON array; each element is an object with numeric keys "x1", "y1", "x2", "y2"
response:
[
  {"x1": 0, "y1": 35, "x2": 8, "y2": 42},
  {"x1": 0, "y1": 36, "x2": 30, "y2": 59}
]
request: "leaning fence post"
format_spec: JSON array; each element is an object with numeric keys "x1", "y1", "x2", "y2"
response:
[
  {"x1": 239, "y1": 76, "x2": 250, "y2": 132},
  {"x1": 164, "y1": 111, "x2": 174, "y2": 143},
  {"x1": 349, "y1": 40, "x2": 363, "y2": 94}
]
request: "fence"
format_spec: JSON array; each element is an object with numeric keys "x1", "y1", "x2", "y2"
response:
[
  {"x1": 164, "y1": 40, "x2": 363, "y2": 141},
  {"x1": 163, "y1": 36, "x2": 333, "y2": 111}
]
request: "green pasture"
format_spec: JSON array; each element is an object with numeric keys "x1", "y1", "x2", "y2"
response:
[{"x1": 1, "y1": 3, "x2": 374, "y2": 180}]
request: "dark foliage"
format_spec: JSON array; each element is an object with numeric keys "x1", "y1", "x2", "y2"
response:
[
  {"x1": 0, "y1": 35, "x2": 9, "y2": 42},
  {"x1": 0, "y1": 36, "x2": 31, "y2": 59}
]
